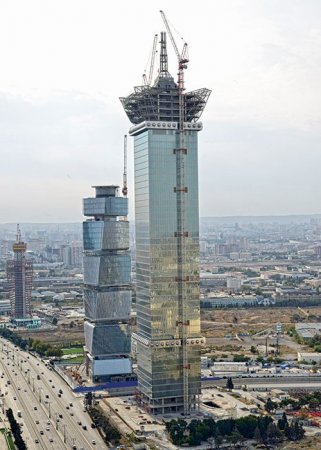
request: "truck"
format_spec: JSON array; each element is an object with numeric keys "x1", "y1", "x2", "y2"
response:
[{"x1": 17, "y1": 411, "x2": 22, "y2": 418}]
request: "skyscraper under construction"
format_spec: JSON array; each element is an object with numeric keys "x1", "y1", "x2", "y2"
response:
[
  {"x1": 120, "y1": 16, "x2": 210, "y2": 414},
  {"x1": 7, "y1": 225, "x2": 33, "y2": 319}
]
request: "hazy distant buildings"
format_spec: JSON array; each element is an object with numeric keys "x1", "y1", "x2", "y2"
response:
[
  {"x1": 83, "y1": 186, "x2": 131, "y2": 382},
  {"x1": 62, "y1": 243, "x2": 82, "y2": 268},
  {"x1": 227, "y1": 276, "x2": 242, "y2": 291},
  {"x1": 6, "y1": 225, "x2": 33, "y2": 319}
]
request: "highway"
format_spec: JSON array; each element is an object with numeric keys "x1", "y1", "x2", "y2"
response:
[{"x1": 0, "y1": 338, "x2": 107, "y2": 450}]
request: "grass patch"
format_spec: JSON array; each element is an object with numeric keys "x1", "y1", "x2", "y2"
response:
[
  {"x1": 67, "y1": 355, "x2": 84, "y2": 364},
  {"x1": 62, "y1": 347, "x2": 83, "y2": 355},
  {"x1": 0, "y1": 429, "x2": 15, "y2": 450}
]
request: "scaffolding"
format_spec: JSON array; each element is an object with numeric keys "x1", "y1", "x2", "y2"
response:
[{"x1": 119, "y1": 30, "x2": 210, "y2": 127}]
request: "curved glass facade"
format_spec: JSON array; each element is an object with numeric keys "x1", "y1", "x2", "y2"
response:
[
  {"x1": 83, "y1": 220, "x2": 129, "y2": 251},
  {"x1": 83, "y1": 254, "x2": 131, "y2": 287},
  {"x1": 84, "y1": 289, "x2": 131, "y2": 321},
  {"x1": 83, "y1": 186, "x2": 131, "y2": 381}
]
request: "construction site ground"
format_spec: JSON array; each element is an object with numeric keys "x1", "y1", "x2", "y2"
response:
[
  {"x1": 16, "y1": 320, "x2": 85, "y2": 347},
  {"x1": 201, "y1": 306, "x2": 321, "y2": 359}
]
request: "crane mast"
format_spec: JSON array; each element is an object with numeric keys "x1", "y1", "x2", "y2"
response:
[
  {"x1": 148, "y1": 34, "x2": 158, "y2": 85},
  {"x1": 122, "y1": 135, "x2": 128, "y2": 197},
  {"x1": 142, "y1": 34, "x2": 158, "y2": 86},
  {"x1": 160, "y1": 10, "x2": 190, "y2": 416}
]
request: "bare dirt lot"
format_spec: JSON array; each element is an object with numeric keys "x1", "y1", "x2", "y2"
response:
[
  {"x1": 201, "y1": 306, "x2": 321, "y2": 357},
  {"x1": 14, "y1": 306, "x2": 321, "y2": 355},
  {"x1": 17, "y1": 320, "x2": 85, "y2": 346}
]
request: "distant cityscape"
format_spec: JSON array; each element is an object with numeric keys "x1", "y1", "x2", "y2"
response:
[{"x1": 1, "y1": 214, "x2": 321, "y2": 315}]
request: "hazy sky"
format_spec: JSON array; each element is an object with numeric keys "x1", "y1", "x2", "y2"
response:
[{"x1": 1, "y1": 0, "x2": 321, "y2": 222}]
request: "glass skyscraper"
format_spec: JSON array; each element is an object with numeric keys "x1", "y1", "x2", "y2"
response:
[
  {"x1": 83, "y1": 186, "x2": 132, "y2": 382},
  {"x1": 121, "y1": 32, "x2": 210, "y2": 413}
]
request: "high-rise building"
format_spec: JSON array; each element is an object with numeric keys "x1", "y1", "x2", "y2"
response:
[
  {"x1": 6, "y1": 225, "x2": 33, "y2": 319},
  {"x1": 83, "y1": 186, "x2": 132, "y2": 382},
  {"x1": 121, "y1": 31, "x2": 210, "y2": 413}
]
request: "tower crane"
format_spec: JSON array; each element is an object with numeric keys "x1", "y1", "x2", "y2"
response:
[
  {"x1": 160, "y1": 10, "x2": 190, "y2": 416},
  {"x1": 142, "y1": 34, "x2": 158, "y2": 86},
  {"x1": 160, "y1": 10, "x2": 189, "y2": 73},
  {"x1": 122, "y1": 135, "x2": 128, "y2": 197}
]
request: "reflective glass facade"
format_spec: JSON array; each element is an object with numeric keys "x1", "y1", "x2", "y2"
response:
[
  {"x1": 83, "y1": 196, "x2": 128, "y2": 217},
  {"x1": 84, "y1": 322, "x2": 131, "y2": 355},
  {"x1": 83, "y1": 220, "x2": 129, "y2": 251},
  {"x1": 84, "y1": 289, "x2": 131, "y2": 321},
  {"x1": 83, "y1": 186, "x2": 131, "y2": 381},
  {"x1": 83, "y1": 254, "x2": 131, "y2": 286},
  {"x1": 131, "y1": 125, "x2": 203, "y2": 412}
]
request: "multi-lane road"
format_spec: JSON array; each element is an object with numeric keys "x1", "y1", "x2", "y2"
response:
[{"x1": 0, "y1": 337, "x2": 107, "y2": 450}]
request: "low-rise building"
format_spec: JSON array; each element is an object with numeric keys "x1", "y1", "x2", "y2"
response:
[
  {"x1": 295, "y1": 323, "x2": 321, "y2": 341},
  {"x1": 211, "y1": 362, "x2": 248, "y2": 374},
  {"x1": 201, "y1": 295, "x2": 257, "y2": 308},
  {"x1": 298, "y1": 352, "x2": 321, "y2": 363}
]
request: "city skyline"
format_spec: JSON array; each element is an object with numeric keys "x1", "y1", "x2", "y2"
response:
[{"x1": 1, "y1": 0, "x2": 321, "y2": 221}]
